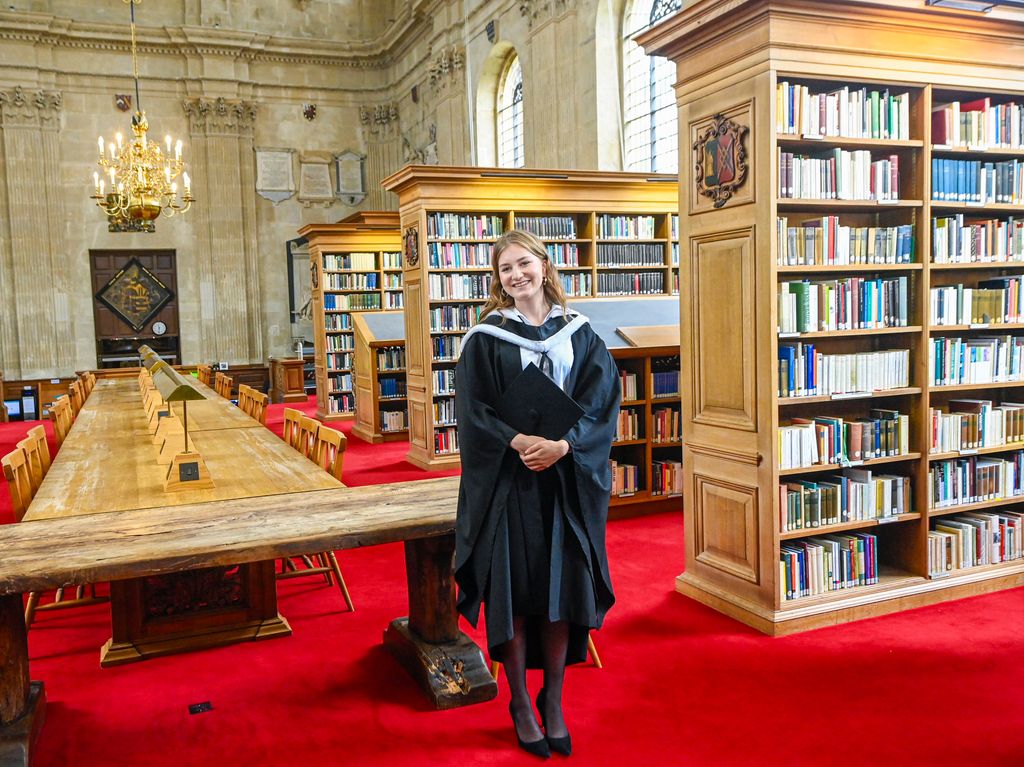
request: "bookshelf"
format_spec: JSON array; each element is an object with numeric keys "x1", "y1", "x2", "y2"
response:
[
  {"x1": 381, "y1": 166, "x2": 681, "y2": 470},
  {"x1": 351, "y1": 310, "x2": 409, "y2": 444},
  {"x1": 640, "y1": 0, "x2": 1024, "y2": 634},
  {"x1": 298, "y1": 212, "x2": 402, "y2": 422}
]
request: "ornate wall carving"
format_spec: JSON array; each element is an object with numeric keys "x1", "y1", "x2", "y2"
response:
[
  {"x1": 183, "y1": 97, "x2": 258, "y2": 138},
  {"x1": 361, "y1": 102, "x2": 402, "y2": 209},
  {"x1": 519, "y1": 0, "x2": 572, "y2": 28},
  {"x1": 428, "y1": 45, "x2": 465, "y2": 95}
]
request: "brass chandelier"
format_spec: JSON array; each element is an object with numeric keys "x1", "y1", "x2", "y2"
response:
[{"x1": 90, "y1": 0, "x2": 193, "y2": 229}]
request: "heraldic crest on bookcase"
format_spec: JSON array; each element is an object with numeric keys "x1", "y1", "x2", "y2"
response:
[
  {"x1": 693, "y1": 112, "x2": 749, "y2": 209},
  {"x1": 403, "y1": 224, "x2": 419, "y2": 267}
]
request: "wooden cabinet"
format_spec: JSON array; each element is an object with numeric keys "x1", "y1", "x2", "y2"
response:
[
  {"x1": 640, "y1": 0, "x2": 1024, "y2": 634},
  {"x1": 381, "y1": 166, "x2": 681, "y2": 470},
  {"x1": 269, "y1": 358, "x2": 307, "y2": 404},
  {"x1": 298, "y1": 213, "x2": 401, "y2": 423}
]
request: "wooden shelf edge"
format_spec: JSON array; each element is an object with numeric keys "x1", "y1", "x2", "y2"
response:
[{"x1": 779, "y1": 512, "x2": 920, "y2": 540}]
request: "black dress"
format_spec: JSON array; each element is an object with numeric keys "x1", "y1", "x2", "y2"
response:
[{"x1": 454, "y1": 313, "x2": 619, "y2": 668}]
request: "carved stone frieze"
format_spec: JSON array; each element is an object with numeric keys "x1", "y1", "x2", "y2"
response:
[
  {"x1": 519, "y1": 0, "x2": 572, "y2": 28},
  {"x1": 182, "y1": 97, "x2": 257, "y2": 137},
  {"x1": 0, "y1": 86, "x2": 62, "y2": 129},
  {"x1": 428, "y1": 45, "x2": 465, "y2": 94},
  {"x1": 360, "y1": 102, "x2": 400, "y2": 139}
]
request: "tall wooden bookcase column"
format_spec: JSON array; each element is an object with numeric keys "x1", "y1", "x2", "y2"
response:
[
  {"x1": 381, "y1": 166, "x2": 680, "y2": 471},
  {"x1": 298, "y1": 212, "x2": 401, "y2": 422},
  {"x1": 640, "y1": 0, "x2": 1024, "y2": 635}
]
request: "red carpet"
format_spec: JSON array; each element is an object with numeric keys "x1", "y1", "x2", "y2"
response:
[{"x1": 2, "y1": 398, "x2": 1024, "y2": 766}]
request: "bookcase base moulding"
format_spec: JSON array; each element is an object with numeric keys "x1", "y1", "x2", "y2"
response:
[{"x1": 640, "y1": 0, "x2": 1024, "y2": 635}]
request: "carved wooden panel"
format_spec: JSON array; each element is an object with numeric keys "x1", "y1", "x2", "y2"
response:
[
  {"x1": 409, "y1": 398, "x2": 428, "y2": 451},
  {"x1": 693, "y1": 473, "x2": 759, "y2": 584},
  {"x1": 688, "y1": 100, "x2": 755, "y2": 215},
  {"x1": 404, "y1": 280, "x2": 424, "y2": 378},
  {"x1": 690, "y1": 228, "x2": 757, "y2": 431}
]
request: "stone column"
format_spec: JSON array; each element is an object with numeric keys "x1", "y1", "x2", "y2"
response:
[
  {"x1": 182, "y1": 97, "x2": 263, "y2": 363},
  {"x1": 0, "y1": 87, "x2": 69, "y2": 378},
  {"x1": 427, "y1": 45, "x2": 468, "y2": 165},
  {"x1": 360, "y1": 102, "x2": 402, "y2": 210}
]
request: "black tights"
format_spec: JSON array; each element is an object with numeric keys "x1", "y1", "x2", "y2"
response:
[{"x1": 502, "y1": 617, "x2": 570, "y2": 741}]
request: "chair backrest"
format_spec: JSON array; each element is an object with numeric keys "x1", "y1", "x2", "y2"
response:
[
  {"x1": 196, "y1": 364, "x2": 212, "y2": 386},
  {"x1": 27, "y1": 425, "x2": 51, "y2": 475},
  {"x1": 17, "y1": 428, "x2": 50, "y2": 494},
  {"x1": 219, "y1": 373, "x2": 235, "y2": 399},
  {"x1": 282, "y1": 408, "x2": 302, "y2": 449},
  {"x1": 68, "y1": 380, "x2": 84, "y2": 418},
  {"x1": 297, "y1": 415, "x2": 320, "y2": 459},
  {"x1": 1, "y1": 448, "x2": 35, "y2": 523},
  {"x1": 213, "y1": 372, "x2": 224, "y2": 396},
  {"x1": 313, "y1": 425, "x2": 347, "y2": 481},
  {"x1": 49, "y1": 398, "x2": 72, "y2": 447},
  {"x1": 237, "y1": 384, "x2": 252, "y2": 415},
  {"x1": 249, "y1": 390, "x2": 268, "y2": 425}
]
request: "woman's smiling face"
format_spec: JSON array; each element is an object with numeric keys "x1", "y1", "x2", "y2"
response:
[{"x1": 497, "y1": 243, "x2": 545, "y2": 304}]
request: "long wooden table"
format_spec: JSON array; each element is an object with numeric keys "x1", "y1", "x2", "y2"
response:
[{"x1": 24, "y1": 378, "x2": 341, "y2": 666}]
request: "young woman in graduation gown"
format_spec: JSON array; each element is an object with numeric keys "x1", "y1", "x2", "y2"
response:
[{"x1": 454, "y1": 229, "x2": 620, "y2": 758}]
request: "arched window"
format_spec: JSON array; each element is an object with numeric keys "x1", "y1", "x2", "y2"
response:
[
  {"x1": 622, "y1": 0, "x2": 681, "y2": 173},
  {"x1": 497, "y1": 54, "x2": 524, "y2": 168}
]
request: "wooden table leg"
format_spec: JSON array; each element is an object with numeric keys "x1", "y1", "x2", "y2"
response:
[
  {"x1": 382, "y1": 534, "x2": 497, "y2": 710},
  {"x1": 0, "y1": 594, "x2": 45, "y2": 767}
]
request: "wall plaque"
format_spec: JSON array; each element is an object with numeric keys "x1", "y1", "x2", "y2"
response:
[{"x1": 255, "y1": 148, "x2": 296, "y2": 204}]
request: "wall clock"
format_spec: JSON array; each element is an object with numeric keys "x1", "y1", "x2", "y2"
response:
[{"x1": 152, "y1": 321, "x2": 167, "y2": 336}]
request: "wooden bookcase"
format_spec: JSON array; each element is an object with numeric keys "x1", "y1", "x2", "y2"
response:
[
  {"x1": 640, "y1": 0, "x2": 1024, "y2": 634},
  {"x1": 298, "y1": 212, "x2": 402, "y2": 422},
  {"x1": 351, "y1": 310, "x2": 409, "y2": 444},
  {"x1": 381, "y1": 166, "x2": 680, "y2": 470}
]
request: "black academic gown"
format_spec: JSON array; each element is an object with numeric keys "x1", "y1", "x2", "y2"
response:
[{"x1": 454, "y1": 313, "x2": 619, "y2": 668}]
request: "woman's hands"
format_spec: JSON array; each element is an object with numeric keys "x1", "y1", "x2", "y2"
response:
[{"x1": 510, "y1": 434, "x2": 570, "y2": 471}]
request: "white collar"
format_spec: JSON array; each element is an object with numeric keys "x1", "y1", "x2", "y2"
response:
[
  {"x1": 497, "y1": 304, "x2": 571, "y2": 325},
  {"x1": 464, "y1": 311, "x2": 589, "y2": 353}
]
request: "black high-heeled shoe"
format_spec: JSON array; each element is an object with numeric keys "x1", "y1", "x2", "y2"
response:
[
  {"x1": 510, "y1": 702, "x2": 551, "y2": 759},
  {"x1": 536, "y1": 688, "x2": 572, "y2": 756}
]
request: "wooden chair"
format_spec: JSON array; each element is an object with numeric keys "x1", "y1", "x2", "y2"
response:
[
  {"x1": 49, "y1": 397, "x2": 73, "y2": 447},
  {"x1": 248, "y1": 390, "x2": 268, "y2": 425},
  {"x1": 313, "y1": 425, "x2": 347, "y2": 481},
  {"x1": 68, "y1": 380, "x2": 85, "y2": 418},
  {"x1": 237, "y1": 383, "x2": 253, "y2": 415},
  {"x1": 297, "y1": 415, "x2": 320, "y2": 459},
  {"x1": 196, "y1": 364, "x2": 213, "y2": 386},
  {"x1": 15, "y1": 435, "x2": 45, "y2": 495},
  {"x1": 26, "y1": 425, "x2": 50, "y2": 475},
  {"x1": 282, "y1": 408, "x2": 302, "y2": 449}
]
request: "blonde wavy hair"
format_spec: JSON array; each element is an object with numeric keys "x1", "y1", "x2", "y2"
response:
[{"x1": 479, "y1": 229, "x2": 569, "y2": 322}]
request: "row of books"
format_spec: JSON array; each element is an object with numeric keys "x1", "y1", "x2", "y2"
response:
[
  {"x1": 929, "y1": 452, "x2": 1024, "y2": 508},
  {"x1": 434, "y1": 426, "x2": 459, "y2": 455},
  {"x1": 560, "y1": 273, "x2": 592, "y2": 297},
  {"x1": 933, "y1": 98, "x2": 1024, "y2": 150},
  {"x1": 429, "y1": 305, "x2": 482, "y2": 332},
  {"x1": 776, "y1": 217, "x2": 915, "y2": 266},
  {"x1": 596, "y1": 243, "x2": 665, "y2": 267},
  {"x1": 325, "y1": 393, "x2": 354, "y2": 414},
  {"x1": 379, "y1": 378, "x2": 407, "y2": 399},
  {"x1": 324, "y1": 313, "x2": 353, "y2": 331},
  {"x1": 427, "y1": 213, "x2": 503, "y2": 240},
  {"x1": 932, "y1": 215, "x2": 1024, "y2": 264},
  {"x1": 652, "y1": 406, "x2": 681, "y2": 443},
  {"x1": 778, "y1": 276, "x2": 910, "y2": 334},
  {"x1": 385, "y1": 292, "x2": 404, "y2": 309},
  {"x1": 433, "y1": 369, "x2": 456, "y2": 396},
  {"x1": 779, "y1": 470, "x2": 910, "y2": 532},
  {"x1": 596, "y1": 272, "x2": 665, "y2": 296},
  {"x1": 596, "y1": 215, "x2": 656, "y2": 240},
  {"x1": 928, "y1": 511, "x2": 1023, "y2": 575},
  {"x1": 546, "y1": 243, "x2": 580, "y2": 266},
  {"x1": 931, "y1": 159, "x2": 1023, "y2": 204},
  {"x1": 930, "y1": 335, "x2": 1024, "y2": 386},
  {"x1": 615, "y1": 408, "x2": 641, "y2": 441},
  {"x1": 776, "y1": 82, "x2": 911, "y2": 140},
  {"x1": 382, "y1": 252, "x2": 402, "y2": 270},
  {"x1": 326, "y1": 352, "x2": 352, "y2": 371},
  {"x1": 515, "y1": 215, "x2": 577, "y2": 239},
  {"x1": 778, "y1": 410, "x2": 909, "y2": 469},
  {"x1": 377, "y1": 346, "x2": 405, "y2": 370},
  {"x1": 323, "y1": 252, "x2": 376, "y2": 271},
  {"x1": 652, "y1": 370, "x2": 679, "y2": 398},
  {"x1": 432, "y1": 335, "x2": 462, "y2": 361},
  {"x1": 610, "y1": 460, "x2": 640, "y2": 496},
  {"x1": 428, "y1": 273, "x2": 491, "y2": 300},
  {"x1": 322, "y1": 273, "x2": 378, "y2": 290},
  {"x1": 433, "y1": 398, "x2": 456, "y2": 425},
  {"x1": 326, "y1": 334, "x2": 355, "y2": 352},
  {"x1": 930, "y1": 279, "x2": 1024, "y2": 326},
  {"x1": 326, "y1": 373, "x2": 353, "y2": 393},
  {"x1": 620, "y1": 371, "x2": 639, "y2": 401},
  {"x1": 383, "y1": 274, "x2": 402, "y2": 289},
  {"x1": 929, "y1": 400, "x2": 1024, "y2": 454},
  {"x1": 780, "y1": 533, "x2": 878, "y2": 601},
  {"x1": 428, "y1": 241, "x2": 493, "y2": 269},
  {"x1": 777, "y1": 344, "x2": 910, "y2": 398},
  {"x1": 323, "y1": 293, "x2": 381, "y2": 311},
  {"x1": 379, "y1": 409, "x2": 409, "y2": 433},
  {"x1": 652, "y1": 460, "x2": 683, "y2": 496},
  {"x1": 778, "y1": 149, "x2": 900, "y2": 201}
]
